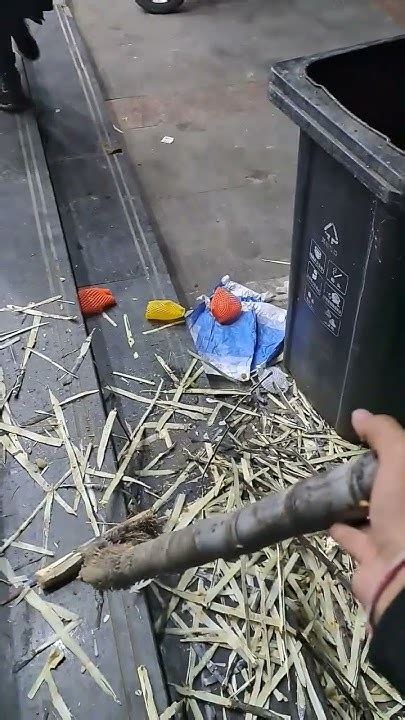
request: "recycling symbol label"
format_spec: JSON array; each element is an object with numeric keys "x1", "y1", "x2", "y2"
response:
[{"x1": 323, "y1": 222, "x2": 339, "y2": 247}]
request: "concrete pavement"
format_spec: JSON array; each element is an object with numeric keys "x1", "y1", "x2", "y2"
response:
[{"x1": 72, "y1": 0, "x2": 399, "y2": 305}]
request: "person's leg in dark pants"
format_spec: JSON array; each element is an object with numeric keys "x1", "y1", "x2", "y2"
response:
[
  {"x1": 12, "y1": 20, "x2": 40, "y2": 62},
  {"x1": 0, "y1": 25, "x2": 15, "y2": 74},
  {"x1": 0, "y1": 20, "x2": 30, "y2": 112}
]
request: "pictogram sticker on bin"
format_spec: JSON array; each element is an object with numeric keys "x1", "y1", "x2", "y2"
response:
[
  {"x1": 323, "y1": 282, "x2": 345, "y2": 317},
  {"x1": 326, "y1": 260, "x2": 348, "y2": 295},
  {"x1": 306, "y1": 260, "x2": 323, "y2": 295},
  {"x1": 304, "y1": 283, "x2": 341, "y2": 337},
  {"x1": 305, "y1": 232, "x2": 349, "y2": 336},
  {"x1": 309, "y1": 239, "x2": 326, "y2": 273}
]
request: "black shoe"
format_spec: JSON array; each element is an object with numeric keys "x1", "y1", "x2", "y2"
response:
[
  {"x1": 13, "y1": 22, "x2": 40, "y2": 62},
  {"x1": 0, "y1": 68, "x2": 31, "y2": 113}
]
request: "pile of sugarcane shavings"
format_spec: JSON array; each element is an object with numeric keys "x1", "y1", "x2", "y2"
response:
[
  {"x1": 0, "y1": 294, "x2": 404, "y2": 719},
  {"x1": 142, "y1": 374, "x2": 403, "y2": 720}
]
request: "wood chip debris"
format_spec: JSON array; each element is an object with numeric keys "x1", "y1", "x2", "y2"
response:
[
  {"x1": 138, "y1": 665, "x2": 160, "y2": 720},
  {"x1": 143, "y1": 319, "x2": 185, "y2": 335},
  {"x1": 50, "y1": 391, "x2": 100, "y2": 537},
  {"x1": 0, "y1": 420, "x2": 62, "y2": 447},
  {"x1": 124, "y1": 313, "x2": 138, "y2": 359},
  {"x1": 102, "y1": 311, "x2": 117, "y2": 327},
  {"x1": 13, "y1": 314, "x2": 41, "y2": 397},
  {"x1": 97, "y1": 409, "x2": 117, "y2": 469},
  {"x1": 30, "y1": 348, "x2": 77, "y2": 379},
  {"x1": 112, "y1": 371, "x2": 155, "y2": 386},
  {"x1": 0, "y1": 321, "x2": 48, "y2": 345},
  {"x1": 62, "y1": 329, "x2": 95, "y2": 385}
]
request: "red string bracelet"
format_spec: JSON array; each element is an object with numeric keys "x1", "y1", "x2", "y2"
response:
[{"x1": 368, "y1": 554, "x2": 405, "y2": 629}]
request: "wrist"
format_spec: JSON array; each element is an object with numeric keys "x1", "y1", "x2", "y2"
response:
[
  {"x1": 368, "y1": 553, "x2": 405, "y2": 628},
  {"x1": 374, "y1": 567, "x2": 405, "y2": 624}
]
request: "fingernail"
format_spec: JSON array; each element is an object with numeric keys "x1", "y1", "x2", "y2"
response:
[{"x1": 352, "y1": 408, "x2": 372, "y2": 423}]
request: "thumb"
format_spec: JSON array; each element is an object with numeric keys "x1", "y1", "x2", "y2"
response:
[
  {"x1": 352, "y1": 410, "x2": 405, "y2": 460},
  {"x1": 330, "y1": 523, "x2": 374, "y2": 563}
]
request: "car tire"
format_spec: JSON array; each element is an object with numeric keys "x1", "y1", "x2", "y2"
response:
[{"x1": 135, "y1": 0, "x2": 184, "y2": 14}]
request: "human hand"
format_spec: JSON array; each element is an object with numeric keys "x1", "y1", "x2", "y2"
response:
[{"x1": 330, "y1": 410, "x2": 405, "y2": 625}]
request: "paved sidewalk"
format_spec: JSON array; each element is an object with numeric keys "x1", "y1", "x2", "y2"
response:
[{"x1": 72, "y1": 0, "x2": 399, "y2": 304}]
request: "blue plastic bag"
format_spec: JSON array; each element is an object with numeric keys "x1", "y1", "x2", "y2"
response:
[{"x1": 187, "y1": 276, "x2": 286, "y2": 381}]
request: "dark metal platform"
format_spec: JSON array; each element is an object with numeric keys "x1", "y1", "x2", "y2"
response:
[{"x1": 0, "y1": 5, "x2": 193, "y2": 717}]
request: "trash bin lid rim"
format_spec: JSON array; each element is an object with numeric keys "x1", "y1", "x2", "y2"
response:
[
  {"x1": 269, "y1": 82, "x2": 403, "y2": 208},
  {"x1": 270, "y1": 34, "x2": 405, "y2": 203}
]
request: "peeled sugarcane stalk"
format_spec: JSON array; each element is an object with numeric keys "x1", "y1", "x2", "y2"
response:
[
  {"x1": 77, "y1": 450, "x2": 376, "y2": 592},
  {"x1": 34, "y1": 451, "x2": 375, "y2": 593}
]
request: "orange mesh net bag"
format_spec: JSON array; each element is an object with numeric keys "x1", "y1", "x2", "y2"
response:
[
  {"x1": 78, "y1": 287, "x2": 117, "y2": 318},
  {"x1": 210, "y1": 287, "x2": 242, "y2": 325}
]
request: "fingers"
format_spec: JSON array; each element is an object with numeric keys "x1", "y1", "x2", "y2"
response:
[
  {"x1": 352, "y1": 410, "x2": 405, "y2": 460},
  {"x1": 330, "y1": 523, "x2": 374, "y2": 563}
]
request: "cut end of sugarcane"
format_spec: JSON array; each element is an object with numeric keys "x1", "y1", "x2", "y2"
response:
[
  {"x1": 36, "y1": 551, "x2": 83, "y2": 591},
  {"x1": 79, "y1": 512, "x2": 161, "y2": 591},
  {"x1": 80, "y1": 543, "x2": 143, "y2": 591},
  {"x1": 35, "y1": 510, "x2": 160, "y2": 592}
]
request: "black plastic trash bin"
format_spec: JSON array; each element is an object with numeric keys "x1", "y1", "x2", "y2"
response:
[{"x1": 269, "y1": 35, "x2": 405, "y2": 440}]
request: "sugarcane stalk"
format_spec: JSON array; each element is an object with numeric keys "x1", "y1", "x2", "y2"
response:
[{"x1": 80, "y1": 451, "x2": 376, "y2": 591}]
